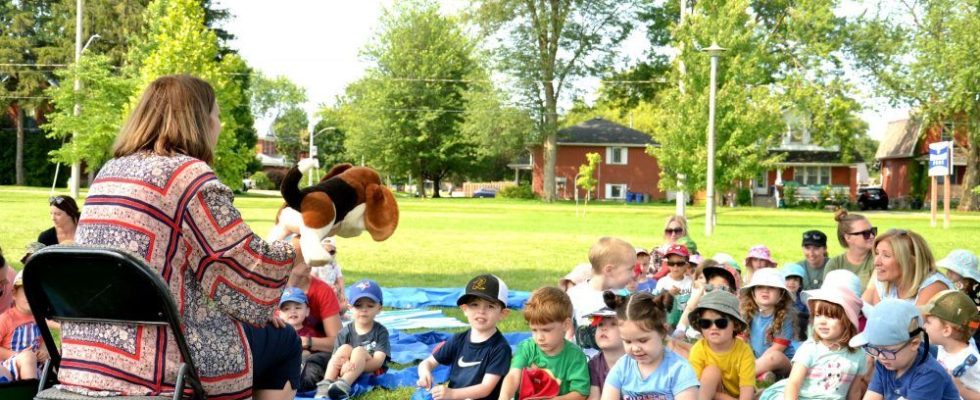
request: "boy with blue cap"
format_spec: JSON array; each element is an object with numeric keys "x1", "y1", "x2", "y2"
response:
[
  {"x1": 316, "y1": 279, "x2": 390, "y2": 399},
  {"x1": 851, "y1": 298, "x2": 960, "y2": 400}
]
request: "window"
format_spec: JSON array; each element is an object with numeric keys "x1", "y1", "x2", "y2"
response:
[
  {"x1": 794, "y1": 166, "x2": 832, "y2": 185},
  {"x1": 606, "y1": 147, "x2": 628, "y2": 165},
  {"x1": 605, "y1": 184, "x2": 627, "y2": 199},
  {"x1": 942, "y1": 121, "x2": 955, "y2": 141}
]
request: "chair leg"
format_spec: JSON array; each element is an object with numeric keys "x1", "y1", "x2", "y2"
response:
[
  {"x1": 174, "y1": 363, "x2": 186, "y2": 400},
  {"x1": 36, "y1": 359, "x2": 51, "y2": 393}
]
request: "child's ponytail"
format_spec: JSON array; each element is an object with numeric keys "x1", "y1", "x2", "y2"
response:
[{"x1": 605, "y1": 291, "x2": 674, "y2": 336}]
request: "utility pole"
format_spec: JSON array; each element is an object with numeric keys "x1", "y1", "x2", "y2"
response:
[
  {"x1": 70, "y1": 0, "x2": 83, "y2": 199},
  {"x1": 703, "y1": 43, "x2": 727, "y2": 236},
  {"x1": 675, "y1": 0, "x2": 689, "y2": 217}
]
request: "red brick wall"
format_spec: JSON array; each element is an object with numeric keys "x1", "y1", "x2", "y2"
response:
[
  {"x1": 881, "y1": 159, "x2": 913, "y2": 199},
  {"x1": 532, "y1": 145, "x2": 663, "y2": 200}
]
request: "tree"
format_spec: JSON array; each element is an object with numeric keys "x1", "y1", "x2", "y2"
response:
[
  {"x1": 43, "y1": 54, "x2": 135, "y2": 171},
  {"x1": 470, "y1": 0, "x2": 639, "y2": 201},
  {"x1": 128, "y1": 0, "x2": 254, "y2": 187},
  {"x1": 849, "y1": 0, "x2": 980, "y2": 210},
  {"x1": 637, "y1": 0, "x2": 864, "y2": 196},
  {"x1": 340, "y1": 0, "x2": 483, "y2": 198},
  {"x1": 272, "y1": 107, "x2": 309, "y2": 163},
  {"x1": 457, "y1": 71, "x2": 535, "y2": 182},
  {"x1": 0, "y1": 0, "x2": 71, "y2": 185},
  {"x1": 249, "y1": 73, "x2": 307, "y2": 122},
  {"x1": 312, "y1": 109, "x2": 349, "y2": 169},
  {"x1": 576, "y1": 152, "x2": 601, "y2": 209}
]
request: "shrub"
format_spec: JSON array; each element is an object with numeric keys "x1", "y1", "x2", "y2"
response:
[
  {"x1": 499, "y1": 183, "x2": 536, "y2": 199},
  {"x1": 783, "y1": 182, "x2": 799, "y2": 207},
  {"x1": 736, "y1": 188, "x2": 752, "y2": 206},
  {"x1": 251, "y1": 171, "x2": 275, "y2": 190}
]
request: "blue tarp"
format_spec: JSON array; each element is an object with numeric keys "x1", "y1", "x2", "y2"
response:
[
  {"x1": 296, "y1": 330, "x2": 532, "y2": 398},
  {"x1": 381, "y1": 287, "x2": 531, "y2": 309}
]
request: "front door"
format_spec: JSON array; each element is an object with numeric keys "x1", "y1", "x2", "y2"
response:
[{"x1": 754, "y1": 171, "x2": 769, "y2": 195}]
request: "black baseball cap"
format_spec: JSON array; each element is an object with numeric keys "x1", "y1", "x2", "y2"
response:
[
  {"x1": 802, "y1": 230, "x2": 827, "y2": 247},
  {"x1": 457, "y1": 274, "x2": 509, "y2": 308}
]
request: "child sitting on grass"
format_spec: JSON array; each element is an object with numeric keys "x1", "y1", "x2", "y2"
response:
[
  {"x1": 920, "y1": 290, "x2": 980, "y2": 399},
  {"x1": 600, "y1": 290, "x2": 698, "y2": 400},
  {"x1": 759, "y1": 286, "x2": 868, "y2": 400},
  {"x1": 739, "y1": 268, "x2": 797, "y2": 385},
  {"x1": 498, "y1": 287, "x2": 590, "y2": 400},
  {"x1": 315, "y1": 279, "x2": 390, "y2": 400},
  {"x1": 0, "y1": 271, "x2": 45, "y2": 383},
  {"x1": 687, "y1": 290, "x2": 755, "y2": 400},
  {"x1": 585, "y1": 307, "x2": 623, "y2": 400},
  {"x1": 417, "y1": 274, "x2": 512, "y2": 400}
]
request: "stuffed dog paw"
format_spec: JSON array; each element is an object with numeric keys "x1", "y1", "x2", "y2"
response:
[{"x1": 274, "y1": 160, "x2": 399, "y2": 266}]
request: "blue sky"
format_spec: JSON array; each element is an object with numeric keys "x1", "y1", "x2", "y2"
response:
[{"x1": 219, "y1": 0, "x2": 907, "y2": 140}]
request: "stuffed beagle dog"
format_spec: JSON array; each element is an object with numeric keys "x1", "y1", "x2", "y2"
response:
[{"x1": 272, "y1": 159, "x2": 399, "y2": 266}]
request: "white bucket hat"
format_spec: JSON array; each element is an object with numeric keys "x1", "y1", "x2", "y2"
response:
[{"x1": 739, "y1": 267, "x2": 788, "y2": 296}]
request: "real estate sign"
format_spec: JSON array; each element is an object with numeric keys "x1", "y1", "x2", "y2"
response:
[{"x1": 928, "y1": 141, "x2": 954, "y2": 177}]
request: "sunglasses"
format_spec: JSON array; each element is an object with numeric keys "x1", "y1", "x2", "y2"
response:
[
  {"x1": 847, "y1": 227, "x2": 878, "y2": 240},
  {"x1": 697, "y1": 317, "x2": 730, "y2": 330},
  {"x1": 664, "y1": 227, "x2": 684, "y2": 235},
  {"x1": 803, "y1": 232, "x2": 824, "y2": 242},
  {"x1": 665, "y1": 260, "x2": 688, "y2": 267},
  {"x1": 49, "y1": 196, "x2": 65, "y2": 206},
  {"x1": 863, "y1": 328, "x2": 921, "y2": 360},
  {"x1": 705, "y1": 283, "x2": 733, "y2": 293}
]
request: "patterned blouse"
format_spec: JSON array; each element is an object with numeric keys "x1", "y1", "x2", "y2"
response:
[{"x1": 60, "y1": 153, "x2": 295, "y2": 399}]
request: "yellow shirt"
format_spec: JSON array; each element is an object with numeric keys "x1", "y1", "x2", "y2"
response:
[{"x1": 689, "y1": 338, "x2": 756, "y2": 396}]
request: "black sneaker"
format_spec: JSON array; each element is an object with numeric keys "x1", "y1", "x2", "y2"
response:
[{"x1": 327, "y1": 380, "x2": 352, "y2": 400}]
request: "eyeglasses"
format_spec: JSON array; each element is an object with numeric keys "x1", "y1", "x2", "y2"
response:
[
  {"x1": 665, "y1": 260, "x2": 688, "y2": 267},
  {"x1": 697, "y1": 317, "x2": 730, "y2": 330},
  {"x1": 847, "y1": 227, "x2": 878, "y2": 240},
  {"x1": 664, "y1": 227, "x2": 684, "y2": 235},
  {"x1": 863, "y1": 329, "x2": 921, "y2": 360},
  {"x1": 49, "y1": 196, "x2": 65, "y2": 206}
]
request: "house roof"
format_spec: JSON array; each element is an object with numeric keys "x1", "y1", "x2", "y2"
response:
[
  {"x1": 770, "y1": 149, "x2": 865, "y2": 165},
  {"x1": 557, "y1": 118, "x2": 657, "y2": 146},
  {"x1": 875, "y1": 119, "x2": 920, "y2": 160}
]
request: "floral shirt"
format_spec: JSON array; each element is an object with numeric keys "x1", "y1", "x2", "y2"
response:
[{"x1": 60, "y1": 153, "x2": 295, "y2": 399}]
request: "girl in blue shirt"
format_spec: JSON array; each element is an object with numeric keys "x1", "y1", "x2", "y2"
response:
[
  {"x1": 601, "y1": 291, "x2": 699, "y2": 400},
  {"x1": 739, "y1": 268, "x2": 798, "y2": 384}
]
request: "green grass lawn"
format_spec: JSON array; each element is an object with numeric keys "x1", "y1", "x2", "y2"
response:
[{"x1": 2, "y1": 185, "x2": 979, "y2": 399}]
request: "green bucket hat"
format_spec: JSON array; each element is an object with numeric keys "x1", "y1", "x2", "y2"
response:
[
  {"x1": 677, "y1": 236, "x2": 698, "y2": 255},
  {"x1": 689, "y1": 290, "x2": 746, "y2": 327}
]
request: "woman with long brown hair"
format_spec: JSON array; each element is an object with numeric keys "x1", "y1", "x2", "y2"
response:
[{"x1": 60, "y1": 75, "x2": 301, "y2": 400}]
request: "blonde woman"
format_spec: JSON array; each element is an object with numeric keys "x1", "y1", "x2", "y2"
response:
[
  {"x1": 63, "y1": 75, "x2": 301, "y2": 400},
  {"x1": 862, "y1": 229, "x2": 954, "y2": 307},
  {"x1": 652, "y1": 215, "x2": 691, "y2": 280}
]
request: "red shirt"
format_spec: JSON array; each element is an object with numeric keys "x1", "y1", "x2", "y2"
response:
[
  {"x1": 0, "y1": 306, "x2": 38, "y2": 351},
  {"x1": 304, "y1": 277, "x2": 339, "y2": 337}
]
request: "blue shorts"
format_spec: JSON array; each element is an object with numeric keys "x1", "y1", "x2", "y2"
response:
[{"x1": 242, "y1": 323, "x2": 301, "y2": 390}]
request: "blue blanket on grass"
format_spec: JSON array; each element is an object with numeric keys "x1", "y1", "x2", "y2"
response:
[
  {"x1": 381, "y1": 287, "x2": 531, "y2": 309},
  {"x1": 296, "y1": 330, "x2": 532, "y2": 398}
]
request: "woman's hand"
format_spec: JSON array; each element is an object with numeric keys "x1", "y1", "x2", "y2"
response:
[{"x1": 269, "y1": 315, "x2": 288, "y2": 329}]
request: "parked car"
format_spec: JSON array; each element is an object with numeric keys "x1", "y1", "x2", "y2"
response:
[
  {"x1": 857, "y1": 187, "x2": 889, "y2": 210},
  {"x1": 472, "y1": 188, "x2": 497, "y2": 198}
]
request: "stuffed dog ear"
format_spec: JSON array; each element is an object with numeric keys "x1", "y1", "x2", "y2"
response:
[
  {"x1": 321, "y1": 163, "x2": 354, "y2": 182},
  {"x1": 364, "y1": 183, "x2": 399, "y2": 241}
]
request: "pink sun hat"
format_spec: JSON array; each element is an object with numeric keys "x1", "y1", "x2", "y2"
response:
[
  {"x1": 802, "y1": 286, "x2": 863, "y2": 330},
  {"x1": 744, "y1": 245, "x2": 778, "y2": 268}
]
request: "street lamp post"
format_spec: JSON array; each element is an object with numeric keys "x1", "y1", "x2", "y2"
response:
[
  {"x1": 702, "y1": 42, "x2": 726, "y2": 237},
  {"x1": 69, "y1": 0, "x2": 99, "y2": 198},
  {"x1": 309, "y1": 126, "x2": 336, "y2": 186}
]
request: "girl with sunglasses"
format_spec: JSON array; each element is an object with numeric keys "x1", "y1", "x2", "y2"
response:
[
  {"x1": 655, "y1": 245, "x2": 695, "y2": 330},
  {"x1": 600, "y1": 291, "x2": 699, "y2": 400},
  {"x1": 759, "y1": 286, "x2": 868, "y2": 400},
  {"x1": 862, "y1": 229, "x2": 954, "y2": 307},
  {"x1": 825, "y1": 210, "x2": 877, "y2": 289},
  {"x1": 671, "y1": 261, "x2": 742, "y2": 346},
  {"x1": 688, "y1": 290, "x2": 755, "y2": 400}
]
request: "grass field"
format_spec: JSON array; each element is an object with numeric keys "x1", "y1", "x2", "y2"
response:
[{"x1": 2, "y1": 185, "x2": 979, "y2": 398}]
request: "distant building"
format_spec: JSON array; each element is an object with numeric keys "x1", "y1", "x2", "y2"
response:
[
  {"x1": 531, "y1": 118, "x2": 662, "y2": 200},
  {"x1": 876, "y1": 117, "x2": 969, "y2": 203}
]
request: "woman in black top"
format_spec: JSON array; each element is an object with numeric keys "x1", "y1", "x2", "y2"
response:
[{"x1": 37, "y1": 195, "x2": 80, "y2": 245}]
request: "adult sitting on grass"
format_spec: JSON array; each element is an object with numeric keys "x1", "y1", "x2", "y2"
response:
[
  {"x1": 824, "y1": 210, "x2": 876, "y2": 288},
  {"x1": 62, "y1": 74, "x2": 302, "y2": 400},
  {"x1": 0, "y1": 245, "x2": 15, "y2": 313},
  {"x1": 37, "y1": 195, "x2": 80, "y2": 245},
  {"x1": 862, "y1": 229, "x2": 954, "y2": 307}
]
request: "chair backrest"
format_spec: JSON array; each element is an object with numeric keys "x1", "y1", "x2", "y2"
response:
[{"x1": 22, "y1": 245, "x2": 202, "y2": 395}]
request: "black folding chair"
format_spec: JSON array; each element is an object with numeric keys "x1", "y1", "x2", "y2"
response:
[{"x1": 23, "y1": 246, "x2": 205, "y2": 400}]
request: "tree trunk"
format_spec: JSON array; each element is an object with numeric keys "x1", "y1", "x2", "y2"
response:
[
  {"x1": 416, "y1": 173, "x2": 426, "y2": 198},
  {"x1": 958, "y1": 129, "x2": 979, "y2": 211},
  {"x1": 14, "y1": 105, "x2": 24, "y2": 186},
  {"x1": 432, "y1": 176, "x2": 442, "y2": 198},
  {"x1": 542, "y1": 82, "x2": 558, "y2": 202}
]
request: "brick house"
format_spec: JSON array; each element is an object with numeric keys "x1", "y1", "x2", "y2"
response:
[
  {"x1": 531, "y1": 118, "x2": 662, "y2": 200},
  {"x1": 876, "y1": 117, "x2": 969, "y2": 203}
]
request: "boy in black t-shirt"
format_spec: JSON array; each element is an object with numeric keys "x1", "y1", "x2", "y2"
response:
[
  {"x1": 315, "y1": 279, "x2": 390, "y2": 400},
  {"x1": 417, "y1": 274, "x2": 512, "y2": 400}
]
